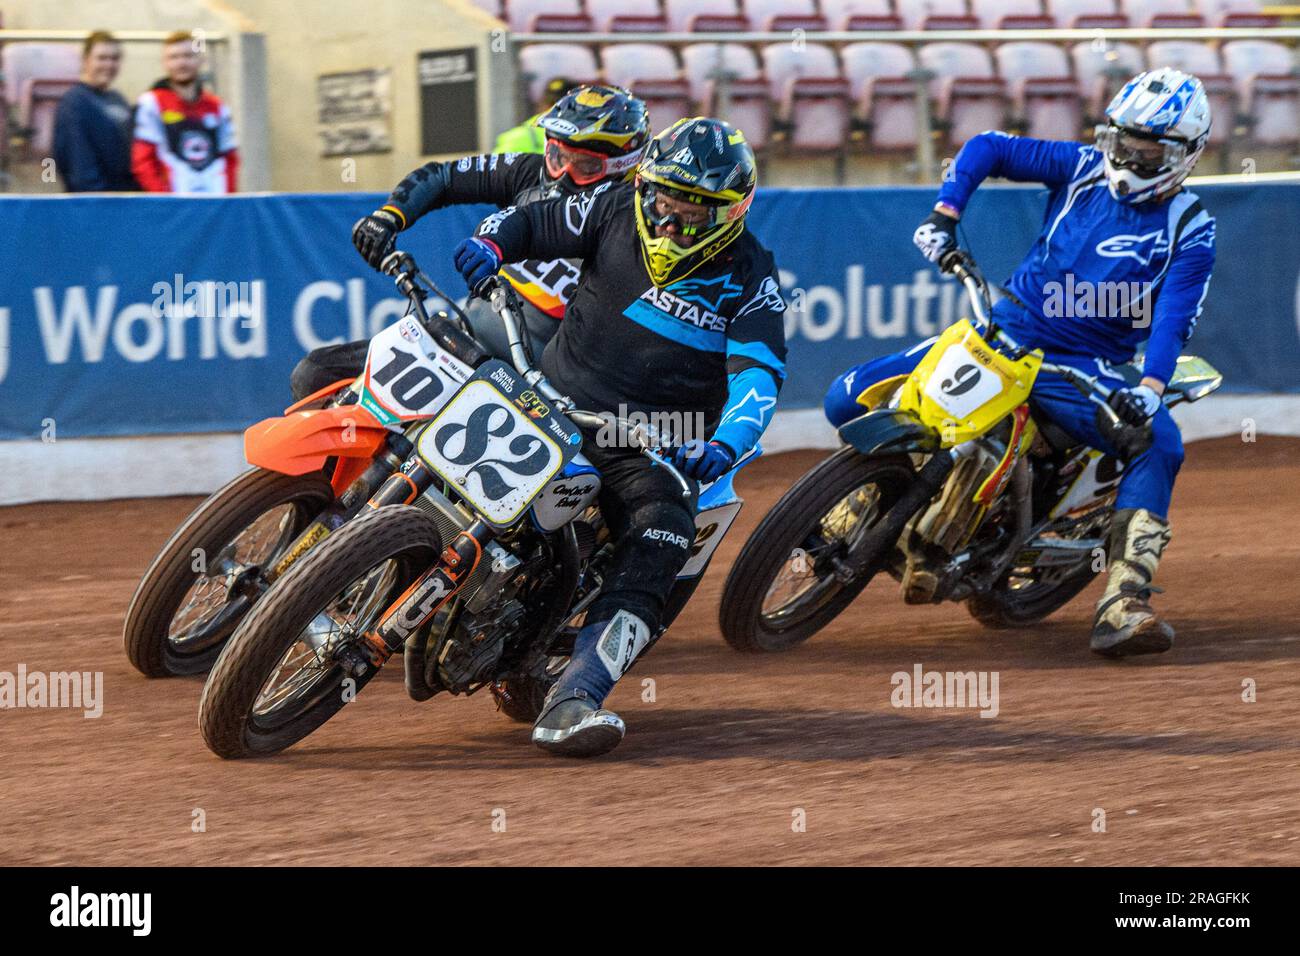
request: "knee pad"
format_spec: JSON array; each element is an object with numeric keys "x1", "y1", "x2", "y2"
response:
[
  {"x1": 824, "y1": 367, "x2": 866, "y2": 428},
  {"x1": 1150, "y1": 414, "x2": 1185, "y2": 471},
  {"x1": 590, "y1": 499, "x2": 695, "y2": 629}
]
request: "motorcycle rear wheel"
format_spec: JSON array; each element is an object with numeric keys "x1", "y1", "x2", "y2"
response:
[{"x1": 123, "y1": 468, "x2": 335, "y2": 678}]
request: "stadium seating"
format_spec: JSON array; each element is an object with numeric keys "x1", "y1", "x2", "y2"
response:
[
  {"x1": 743, "y1": 0, "x2": 828, "y2": 31},
  {"x1": 506, "y1": 0, "x2": 589, "y2": 33},
  {"x1": 1147, "y1": 41, "x2": 1235, "y2": 145},
  {"x1": 601, "y1": 43, "x2": 694, "y2": 134},
  {"x1": 974, "y1": 0, "x2": 1054, "y2": 30},
  {"x1": 919, "y1": 42, "x2": 1008, "y2": 147},
  {"x1": 665, "y1": 0, "x2": 743, "y2": 31},
  {"x1": 518, "y1": 43, "x2": 599, "y2": 103},
  {"x1": 508, "y1": 4, "x2": 1296, "y2": 172},
  {"x1": 1221, "y1": 39, "x2": 1300, "y2": 146},
  {"x1": 1050, "y1": 0, "x2": 1128, "y2": 29},
  {"x1": 2, "y1": 43, "x2": 82, "y2": 160},
  {"x1": 841, "y1": 42, "x2": 920, "y2": 151},
  {"x1": 822, "y1": 0, "x2": 904, "y2": 30},
  {"x1": 762, "y1": 42, "x2": 850, "y2": 151},
  {"x1": 996, "y1": 41, "x2": 1083, "y2": 140},
  {"x1": 1071, "y1": 40, "x2": 1145, "y2": 122},
  {"x1": 682, "y1": 43, "x2": 772, "y2": 147},
  {"x1": 587, "y1": 0, "x2": 669, "y2": 32}
]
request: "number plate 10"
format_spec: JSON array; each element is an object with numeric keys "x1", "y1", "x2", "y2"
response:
[{"x1": 416, "y1": 360, "x2": 582, "y2": 527}]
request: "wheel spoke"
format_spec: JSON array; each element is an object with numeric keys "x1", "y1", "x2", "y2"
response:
[{"x1": 251, "y1": 560, "x2": 398, "y2": 718}]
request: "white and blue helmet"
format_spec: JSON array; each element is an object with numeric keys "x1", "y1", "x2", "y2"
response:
[{"x1": 1097, "y1": 68, "x2": 1212, "y2": 204}]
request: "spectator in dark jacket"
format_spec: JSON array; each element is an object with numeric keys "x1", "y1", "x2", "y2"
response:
[{"x1": 52, "y1": 31, "x2": 136, "y2": 192}]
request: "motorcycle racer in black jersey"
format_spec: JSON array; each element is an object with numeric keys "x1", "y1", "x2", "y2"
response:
[
  {"x1": 289, "y1": 85, "x2": 650, "y2": 400},
  {"x1": 453, "y1": 117, "x2": 787, "y2": 757}
]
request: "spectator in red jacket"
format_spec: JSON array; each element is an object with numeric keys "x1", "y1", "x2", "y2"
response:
[{"x1": 131, "y1": 30, "x2": 238, "y2": 193}]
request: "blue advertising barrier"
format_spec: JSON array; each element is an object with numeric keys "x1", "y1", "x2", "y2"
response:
[{"x1": 2, "y1": 182, "x2": 1298, "y2": 440}]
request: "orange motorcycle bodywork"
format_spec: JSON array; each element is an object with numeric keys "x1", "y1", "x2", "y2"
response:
[{"x1": 244, "y1": 393, "x2": 389, "y2": 497}]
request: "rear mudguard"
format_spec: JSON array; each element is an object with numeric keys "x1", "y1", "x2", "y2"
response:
[
  {"x1": 838, "y1": 408, "x2": 938, "y2": 457},
  {"x1": 244, "y1": 404, "x2": 389, "y2": 493}
]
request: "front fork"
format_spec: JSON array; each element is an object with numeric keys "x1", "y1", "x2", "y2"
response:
[{"x1": 339, "y1": 458, "x2": 500, "y2": 674}]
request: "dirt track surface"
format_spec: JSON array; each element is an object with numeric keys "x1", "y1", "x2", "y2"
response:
[{"x1": 2, "y1": 436, "x2": 1298, "y2": 866}]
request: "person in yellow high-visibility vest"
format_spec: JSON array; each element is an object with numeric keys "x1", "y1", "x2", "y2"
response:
[{"x1": 493, "y1": 77, "x2": 572, "y2": 154}]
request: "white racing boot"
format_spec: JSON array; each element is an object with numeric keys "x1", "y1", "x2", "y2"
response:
[{"x1": 1090, "y1": 508, "x2": 1175, "y2": 658}]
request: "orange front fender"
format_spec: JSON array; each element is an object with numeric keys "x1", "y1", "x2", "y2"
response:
[{"x1": 244, "y1": 404, "x2": 389, "y2": 478}]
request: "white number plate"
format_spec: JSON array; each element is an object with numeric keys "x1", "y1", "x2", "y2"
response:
[
  {"x1": 417, "y1": 377, "x2": 572, "y2": 526},
  {"x1": 359, "y1": 318, "x2": 474, "y2": 425},
  {"x1": 922, "y1": 343, "x2": 1004, "y2": 420}
]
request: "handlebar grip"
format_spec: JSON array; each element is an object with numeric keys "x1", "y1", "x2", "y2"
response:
[{"x1": 939, "y1": 249, "x2": 971, "y2": 277}]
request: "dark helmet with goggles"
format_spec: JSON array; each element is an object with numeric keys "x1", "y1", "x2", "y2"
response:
[
  {"x1": 537, "y1": 84, "x2": 649, "y2": 187},
  {"x1": 634, "y1": 116, "x2": 757, "y2": 286}
]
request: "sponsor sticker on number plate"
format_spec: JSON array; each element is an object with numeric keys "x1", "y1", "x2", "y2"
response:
[{"x1": 416, "y1": 360, "x2": 580, "y2": 526}]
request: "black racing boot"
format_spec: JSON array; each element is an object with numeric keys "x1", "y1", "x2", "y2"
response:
[
  {"x1": 530, "y1": 611, "x2": 651, "y2": 757},
  {"x1": 531, "y1": 689, "x2": 626, "y2": 758},
  {"x1": 1091, "y1": 508, "x2": 1175, "y2": 658}
]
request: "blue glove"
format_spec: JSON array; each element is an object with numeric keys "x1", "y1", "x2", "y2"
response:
[
  {"x1": 672, "y1": 439, "x2": 735, "y2": 484},
  {"x1": 452, "y1": 237, "x2": 503, "y2": 296}
]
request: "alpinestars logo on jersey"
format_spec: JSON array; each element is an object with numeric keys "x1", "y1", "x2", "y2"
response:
[
  {"x1": 636, "y1": 283, "x2": 729, "y2": 333},
  {"x1": 1095, "y1": 230, "x2": 1170, "y2": 267}
]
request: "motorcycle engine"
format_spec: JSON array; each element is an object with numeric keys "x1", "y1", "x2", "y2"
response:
[
  {"x1": 431, "y1": 598, "x2": 526, "y2": 692},
  {"x1": 901, "y1": 435, "x2": 1005, "y2": 603}
]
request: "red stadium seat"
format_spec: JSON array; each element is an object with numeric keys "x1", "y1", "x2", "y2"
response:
[
  {"x1": 841, "y1": 42, "x2": 921, "y2": 151},
  {"x1": 762, "y1": 42, "x2": 851, "y2": 152},
  {"x1": 601, "y1": 43, "x2": 694, "y2": 136},
  {"x1": 1070, "y1": 40, "x2": 1145, "y2": 124},
  {"x1": 518, "y1": 44, "x2": 600, "y2": 105},
  {"x1": 681, "y1": 43, "x2": 772, "y2": 148},
  {"x1": 506, "y1": 0, "x2": 585, "y2": 33},
  {"x1": 823, "y1": 0, "x2": 903, "y2": 29},
  {"x1": 1146, "y1": 42, "x2": 1235, "y2": 145},
  {"x1": 664, "y1": 0, "x2": 742, "y2": 31},
  {"x1": 896, "y1": 0, "x2": 976, "y2": 30},
  {"x1": 744, "y1": 0, "x2": 828, "y2": 30},
  {"x1": 997, "y1": 42, "x2": 1084, "y2": 141},
  {"x1": 1222, "y1": 40, "x2": 1300, "y2": 146},
  {"x1": 1, "y1": 43, "x2": 82, "y2": 160},
  {"x1": 587, "y1": 0, "x2": 669, "y2": 32},
  {"x1": 918, "y1": 42, "x2": 1009, "y2": 148},
  {"x1": 974, "y1": 0, "x2": 1051, "y2": 29}
]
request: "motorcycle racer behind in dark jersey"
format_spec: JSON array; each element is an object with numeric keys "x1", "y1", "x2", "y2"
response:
[
  {"x1": 452, "y1": 117, "x2": 787, "y2": 757},
  {"x1": 289, "y1": 85, "x2": 650, "y2": 400}
]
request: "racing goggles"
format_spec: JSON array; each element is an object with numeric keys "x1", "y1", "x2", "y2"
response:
[
  {"x1": 1095, "y1": 123, "x2": 1188, "y2": 177},
  {"x1": 637, "y1": 181, "x2": 727, "y2": 241},
  {"x1": 543, "y1": 138, "x2": 641, "y2": 186}
]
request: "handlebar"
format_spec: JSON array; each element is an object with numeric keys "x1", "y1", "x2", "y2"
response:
[
  {"x1": 380, "y1": 250, "x2": 489, "y2": 370},
  {"x1": 939, "y1": 249, "x2": 1121, "y2": 423}
]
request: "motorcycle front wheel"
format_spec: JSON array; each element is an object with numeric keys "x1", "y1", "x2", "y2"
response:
[
  {"x1": 718, "y1": 447, "x2": 915, "y2": 653},
  {"x1": 198, "y1": 506, "x2": 443, "y2": 758}
]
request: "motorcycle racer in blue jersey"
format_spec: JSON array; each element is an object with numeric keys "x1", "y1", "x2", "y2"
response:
[{"x1": 825, "y1": 68, "x2": 1216, "y2": 658}]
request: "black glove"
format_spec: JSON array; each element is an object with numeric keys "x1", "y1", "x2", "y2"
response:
[
  {"x1": 1107, "y1": 384, "x2": 1162, "y2": 427},
  {"x1": 912, "y1": 208, "x2": 959, "y2": 265},
  {"x1": 352, "y1": 209, "x2": 402, "y2": 270}
]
